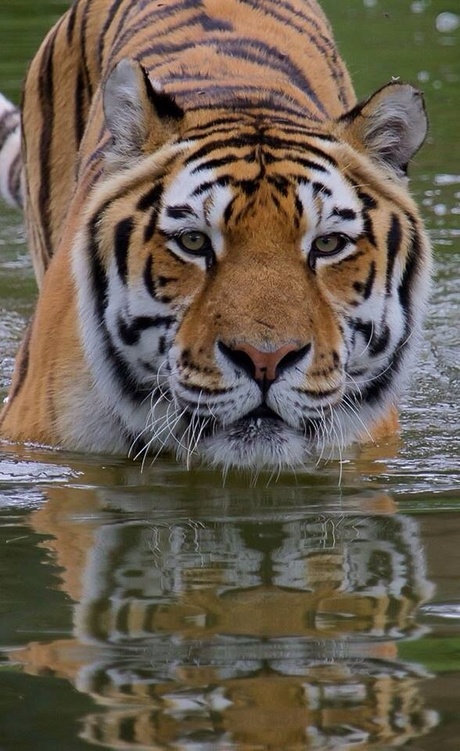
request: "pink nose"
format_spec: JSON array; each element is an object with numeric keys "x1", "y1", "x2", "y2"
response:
[
  {"x1": 233, "y1": 343, "x2": 302, "y2": 382},
  {"x1": 218, "y1": 341, "x2": 311, "y2": 391}
]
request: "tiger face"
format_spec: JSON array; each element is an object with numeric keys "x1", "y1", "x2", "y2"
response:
[{"x1": 72, "y1": 61, "x2": 430, "y2": 470}]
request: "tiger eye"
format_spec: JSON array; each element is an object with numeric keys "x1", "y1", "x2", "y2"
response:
[
  {"x1": 313, "y1": 234, "x2": 345, "y2": 255},
  {"x1": 178, "y1": 231, "x2": 208, "y2": 253}
]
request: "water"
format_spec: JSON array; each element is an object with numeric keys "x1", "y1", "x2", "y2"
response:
[{"x1": 0, "y1": 1, "x2": 459, "y2": 749}]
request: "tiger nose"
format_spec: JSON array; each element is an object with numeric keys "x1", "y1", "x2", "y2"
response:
[{"x1": 218, "y1": 341, "x2": 311, "y2": 391}]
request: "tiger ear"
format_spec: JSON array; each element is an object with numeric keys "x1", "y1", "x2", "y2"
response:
[
  {"x1": 103, "y1": 59, "x2": 184, "y2": 170},
  {"x1": 339, "y1": 82, "x2": 428, "y2": 178}
]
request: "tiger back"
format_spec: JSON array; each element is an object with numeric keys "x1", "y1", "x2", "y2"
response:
[{"x1": 0, "y1": 0, "x2": 431, "y2": 471}]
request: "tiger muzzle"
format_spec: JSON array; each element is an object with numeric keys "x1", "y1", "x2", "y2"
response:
[{"x1": 218, "y1": 341, "x2": 311, "y2": 395}]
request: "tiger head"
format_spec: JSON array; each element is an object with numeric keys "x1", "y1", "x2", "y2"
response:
[{"x1": 74, "y1": 60, "x2": 430, "y2": 471}]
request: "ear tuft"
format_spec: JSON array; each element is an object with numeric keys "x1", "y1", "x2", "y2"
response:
[
  {"x1": 339, "y1": 83, "x2": 428, "y2": 178},
  {"x1": 103, "y1": 59, "x2": 184, "y2": 170}
]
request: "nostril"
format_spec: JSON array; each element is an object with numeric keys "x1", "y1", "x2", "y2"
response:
[
  {"x1": 277, "y1": 343, "x2": 311, "y2": 374},
  {"x1": 217, "y1": 341, "x2": 257, "y2": 380}
]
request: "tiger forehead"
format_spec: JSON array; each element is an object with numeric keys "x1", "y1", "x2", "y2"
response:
[
  {"x1": 181, "y1": 138, "x2": 358, "y2": 220},
  {"x1": 182, "y1": 120, "x2": 339, "y2": 176}
]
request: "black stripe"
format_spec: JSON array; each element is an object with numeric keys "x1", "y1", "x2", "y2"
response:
[
  {"x1": 301, "y1": 386, "x2": 342, "y2": 399},
  {"x1": 385, "y1": 213, "x2": 402, "y2": 295},
  {"x1": 239, "y1": 0, "x2": 351, "y2": 106},
  {"x1": 114, "y1": 218, "x2": 135, "y2": 284},
  {"x1": 156, "y1": 275, "x2": 177, "y2": 286},
  {"x1": 357, "y1": 190, "x2": 378, "y2": 247},
  {"x1": 333, "y1": 207, "x2": 357, "y2": 221},
  {"x1": 138, "y1": 183, "x2": 163, "y2": 243},
  {"x1": 140, "y1": 35, "x2": 329, "y2": 116},
  {"x1": 87, "y1": 209, "x2": 152, "y2": 402},
  {"x1": 355, "y1": 222, "x2": 421, "y2": 406},
  {"x1": 37, "y1": 33, "x2": 56, "y2": 259},
  {"x1": 357, "y1": 190, "x2": 378, "y2": 211},
  {"x1": 369, "y1": 324, "x2": 391, "y2": 357},
  {"x1": 74, "y1": 69, "x2": 86, "y2": 147},
  {"x1": 239, "y1": 179, "x2": 260, "y2": 196},
  {"x1": 158, "y1": 335, "x2": 167, "y2": 355},
  {"x1": 267, "y1": 175, "x2": 289, "y2": 196},
  {"x1": 311, "y1": 181, "x2": 332, "y2": 198},
  {"x1": 199, "y1": 13, "x2": 234, "y2": 32},
  {"x1": 184, "y1": 132, "x2": 336, "y2": 168},
  {"x1": 118, "y1": 314, "x2": 175, "y2": 346},
  {"x1": 88, "y1": 209, "x2": 109, "y2": 321},
  {"x1": 271, "y1": 192, "x2": 282, "y2": 211},
  {"x1": 66, "y1": 2, "x2": 78, "y2": 44},
  {"x1": 186, "y1": 119, "x2": 337, "y2": 142},
  {"x1": 300, "y1": 143, "x2": 338, "y2": 167},
  {"x1": 186, "y1": 97, "x2": 311, "y2": 119},
  {"x1": 354, "y1": 319, "x2": 391, "y2": 357},
  {"x1": 143, "y1": 252, "x2": 182, "y2": 300},
  {"x1": 294, "y1": 158, "x2": 329, "y2": 173},
  {"x1": 112, "y1": 0, "x2": 203, "y2": 56},
  {"x1": 137, "y1": 182, "x2": 163, "y2": 212},
  {"x1": 97, "y1": 0, "x2": 125, "y2": 67},
  {"x1": 190, "y1": 176, "x2": 231, "y2": 197},
  {"x1": 166, "y1": 205, "x2": 197, "y2": 219},
  {"x1": 353, "y1": 261, "x2": 376, "y2": 300},
  {"x1": 398, "y1": 226, "x2": 420, "y2": 325},
  {"x1": 359, "y1": 357, "x2": 398, "y2": 404},
  {"x1": 223, "y1": 196, "x2": 237, "y2": 224},
  {"x1": 143, "y1": 69, "x2": 184, "y2": 122},
  {"x1": 80, "y1": 0, "x2": 94, "y2": 100},
  {"x1": 144, "y1": 208, "x2": 159, "y2": 243},
  {"x1": 190, "y1": 154, "x2": 240, "y2": 173},
  {"x1": 143, "y1": 255, "x2": 156, "y2": 298},
  {"x1": 294, "y1": 194, "x2": 304, "y2": 220},
  {"x1": 185, "y1": 118, "x2": 248, "y2": 138}
]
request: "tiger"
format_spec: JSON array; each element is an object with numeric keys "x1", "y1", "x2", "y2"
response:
[{"x1": 0, "y1": 0, "x2": 431, "y2": 471}]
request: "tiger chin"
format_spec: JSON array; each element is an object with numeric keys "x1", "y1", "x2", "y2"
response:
[{"x1": 0, "y1": 0, "x2": 431, "y2": 473}]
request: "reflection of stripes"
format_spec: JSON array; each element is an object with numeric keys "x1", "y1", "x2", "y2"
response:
[
  {"x1": 77, "y1": 651, "x2": 435, "y2": 749},
  {"x1": 72, "y1": 512, "x2": 436, "y2": 748},
  {"x1": 73, "y1": 513, "x2": 432, "y2": 646}
]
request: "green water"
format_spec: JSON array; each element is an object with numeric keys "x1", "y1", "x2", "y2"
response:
[{"x1": 0, "y1": 1, "x2": 459, "y2": 749}]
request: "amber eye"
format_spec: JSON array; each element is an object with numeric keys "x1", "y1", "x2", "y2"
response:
[
  {"x1": 312, "y1": 233, "x2": 348, "y2": 256},
  {"x1": 177, "y1": 231, "x2": 209, "y2": 254}
]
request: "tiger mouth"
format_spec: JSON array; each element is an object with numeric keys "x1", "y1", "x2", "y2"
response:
[
  {"x1": 241, "y1": 405, "x2": 283, "y2": 422},
  {"x1": 195, "y1": 403, "x2": 319, "y2": 442},
  {"x1": 192, "y1": 401, "x2": 321, "y2": 470}
]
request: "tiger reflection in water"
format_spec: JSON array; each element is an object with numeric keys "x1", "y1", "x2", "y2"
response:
[{"x1": 13, "y1": 486, "x2": 438, "y2": 750}]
